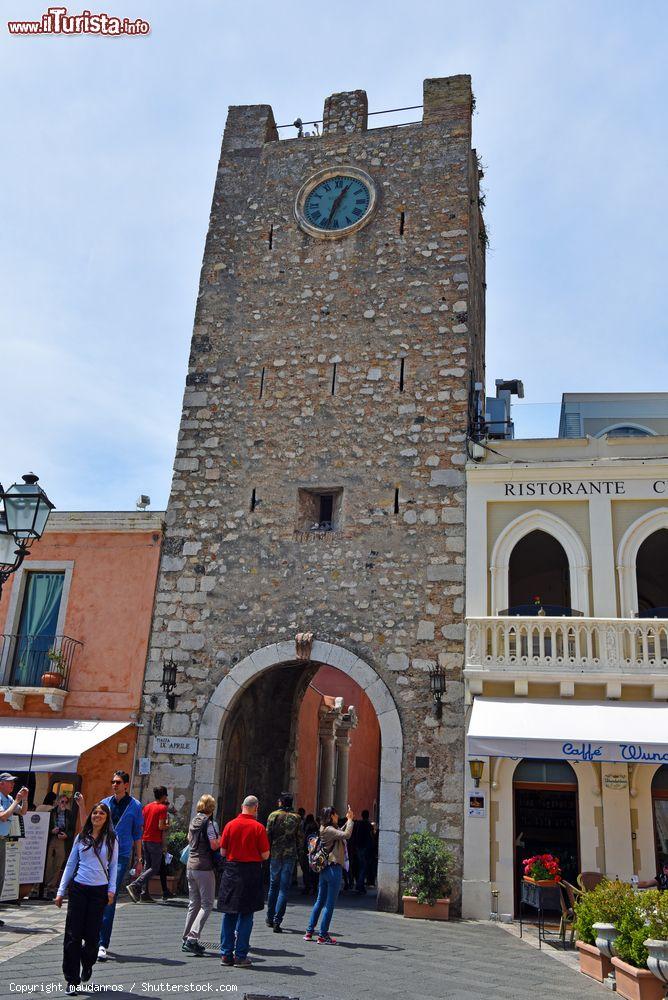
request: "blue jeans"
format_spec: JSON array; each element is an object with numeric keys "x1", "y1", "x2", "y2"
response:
[
  {"x1": 99, "y1": 854, "x2": 130, "y2": 948},
  {"x1": 307, "y1": 864, "x2": 342, "y2": 936},
  {"x1": 266, "y1": 857, "x2": 295, "y2": 925},
  {"x1": 221, "y1": 912, "x2": 254, "y2": 960}
]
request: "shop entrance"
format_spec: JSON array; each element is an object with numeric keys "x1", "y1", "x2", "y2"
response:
[
  {"x1": 652, "y1": 765, "x2": 668, "y2": 869},
  {"x1": 513, "y1": 759, "x2": 579, "y2": 914}
]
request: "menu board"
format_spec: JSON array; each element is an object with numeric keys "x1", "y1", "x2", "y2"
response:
[
  {"x1": 0, "y1": 841, "x2": 20, "y2": 901},
  {"x1": 19, "y1": 811, "x2": 50, "y2": 883}
]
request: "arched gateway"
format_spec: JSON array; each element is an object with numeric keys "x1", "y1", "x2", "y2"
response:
[{"x1": 192, "y1": 640, "x2": 403, "y2": 911}]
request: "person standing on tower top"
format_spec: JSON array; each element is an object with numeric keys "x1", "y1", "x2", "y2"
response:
[
  {"x1": 265, "y1": 792, "x2": 303, "y2": 932},
  {"x1": 217, "y1": 795, "x2": 270, "y2": 968}
]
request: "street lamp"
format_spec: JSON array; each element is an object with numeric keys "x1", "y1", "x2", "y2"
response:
[
  {"x1": 469, "y1": 759, "x2": 485, "y2": 788},
  {"x1": 428, "y1": 663, "x2": 446, "y2": 720},
  {"x1": 0, "y1": 474, "x2": 54, "y2": 595},
  {"x1": 161, "y1": 655, "x2": 177, "y2": 710}
]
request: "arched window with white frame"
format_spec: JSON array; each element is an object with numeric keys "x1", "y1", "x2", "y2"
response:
[{"x1": 490, "y1": 509, "x2": 590, "y2": 616}]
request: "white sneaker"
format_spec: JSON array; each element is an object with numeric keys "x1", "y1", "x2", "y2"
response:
[{"x1": 97, "y1": 946, "x2": 107, "y2": 962}]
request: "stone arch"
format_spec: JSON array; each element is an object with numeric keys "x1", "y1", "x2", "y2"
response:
[
  {"x1": 192, "y1": 639, "x2": 403, "y2": 911},
  {"x1": 490, "y1": 509, "x2": 590, "y2": 615},
  {"x1": 617, "y1": 508, "x2": 668, "y2": 616}
]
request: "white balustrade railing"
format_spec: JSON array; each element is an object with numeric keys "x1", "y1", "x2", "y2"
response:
[{"x1": 466, "y1": 616, "x2": 668, "y2": 671}]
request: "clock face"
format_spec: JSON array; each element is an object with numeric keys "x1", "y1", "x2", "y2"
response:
[{"x1": 295, "y1": 167, "x2": 377, "y2": 238}]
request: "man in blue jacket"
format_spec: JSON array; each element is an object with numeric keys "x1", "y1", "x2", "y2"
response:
[{"x1": 77, "y1": 769, "x2": 143, "y2": 962}]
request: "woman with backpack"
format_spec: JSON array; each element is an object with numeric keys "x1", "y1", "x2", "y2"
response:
[
  {"x1": 55, "y1": 801, "x2": 118, "y2": 993},
  {"x1": 182, "y1": 794, "x2": 222, "y2": 955},
  {"x1": 304, "y1": 804, "x2": 354, "y2": 945}
]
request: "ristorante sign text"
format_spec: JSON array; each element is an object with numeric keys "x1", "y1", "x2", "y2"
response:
[{"x1": 504, "y1": 480, "x2": 668, "y2": 497}]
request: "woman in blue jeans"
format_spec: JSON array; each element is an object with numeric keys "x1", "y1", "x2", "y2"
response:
[{"x1": 304, "y1": 805, "x2": 354, "y2": 944}]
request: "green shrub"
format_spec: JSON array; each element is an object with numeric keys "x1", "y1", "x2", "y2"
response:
[
  {"x1": 636, "y1": 889, "x2": 668, "y2": 944},
  {"x1": 402, "y1": 831, "x2": 454, "y2": 906},
  {"x1": 615, "y1": 902, "x2": 650, "y2": 969},
  {"x1": 166, "y1": 825, "x2": 188, "y2": 866},
  {"x1": 574, "y1": 879, "x2": 635, "y2": 946}
]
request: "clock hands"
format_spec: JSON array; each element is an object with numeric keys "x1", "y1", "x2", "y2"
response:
[{"x1": 326, "y1": 182, "x2": 352, "y2": 227}]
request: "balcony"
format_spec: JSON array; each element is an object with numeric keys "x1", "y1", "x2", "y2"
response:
[
  {"x1": 0, "y1": 634, "x2": 83, "y2": 711},
  {"x1": 465, "y1": 616, "x2": 668, "y2": 700}
]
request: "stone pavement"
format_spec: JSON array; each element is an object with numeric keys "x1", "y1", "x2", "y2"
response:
[{"x1": 1, "y1": 892, "x2": 609, "y2": 1000}]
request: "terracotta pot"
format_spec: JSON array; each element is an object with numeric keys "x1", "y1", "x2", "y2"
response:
[
  {"x1": 402, "y1": 895, "x2": 450, "y2": 921},
  {"x1": 576, "y1": 940, "x2": 613, "y2": 983},
  {"x1": 41, "y1": 672, "x2": 64, "y2": 688},
  {"x1": 612, "y1": 957, "x2": 666, "y2": 1000},
  {"x1": 522, "y1": 876, "x2": 559, "y2": 887}
]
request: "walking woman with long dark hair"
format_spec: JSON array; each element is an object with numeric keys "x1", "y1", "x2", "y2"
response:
[{"x1": 55, "y1": 801, "x2": 118, "y2": 993}]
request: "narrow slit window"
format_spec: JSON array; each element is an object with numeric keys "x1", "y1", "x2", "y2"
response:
[
  {"x1": 399, "y1": 211, "x2": 405, "y2": 236},
  {"x1": 399, "y1": 358, "x2": 405, "y2": 392},
  {"x1": 394, "y1": 488, "x2": 400, "y2": 515},
  {"x1": 250, "y1": 488, "x2": 257, "y2": 512},
  {"x1": 331, "y1": 363, "x2": 337, "y2": 396},
  {"x1": 259, "y1": 366, "x2": 266, "y2": 399},
  {"x1": 268, "y1": 224, "x2": 273, "y2": 249}
]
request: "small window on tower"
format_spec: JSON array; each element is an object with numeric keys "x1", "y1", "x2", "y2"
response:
[{"x1": 296, "y1": 488, "x2": 343, "y2": 534}]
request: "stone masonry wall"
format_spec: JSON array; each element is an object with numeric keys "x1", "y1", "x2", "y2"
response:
[{"x1": 141, "y1": 75, "x2": 485, "y2": 911}]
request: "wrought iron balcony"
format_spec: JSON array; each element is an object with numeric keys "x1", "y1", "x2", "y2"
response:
[
  {"x1": 1, "y1": 633, "x2": 82, "y2": 691},
  {"x1": 466, "y1": 616, "x2": 668, "y2": 672}
]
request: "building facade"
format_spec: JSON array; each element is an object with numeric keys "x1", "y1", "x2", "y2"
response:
[
  {"x1": 462, "y1": 420, "x2": 668, "y2": 919},
  {"x1": 0, "y1": 511, "x2": 163, "y2": 809},
  {"x1": 140, "y1": 75, "x2": 486, "y2": 910}
]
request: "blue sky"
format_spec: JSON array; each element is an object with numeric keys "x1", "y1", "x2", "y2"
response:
[{"x1": 1, "y1": 0, "x2": 666, "y2": 510}]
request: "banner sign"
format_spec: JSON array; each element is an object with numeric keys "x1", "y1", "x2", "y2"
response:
[{"x1": 467, "y1": 736, "x2": 668, "y2": 765}]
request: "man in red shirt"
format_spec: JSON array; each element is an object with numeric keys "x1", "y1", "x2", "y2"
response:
[
  {"x1": 127, "y1": 786, "x2": 169, "y2": 903},
  {"x1": 218, "y1": 795, "x2": 270, "y2": 968}
]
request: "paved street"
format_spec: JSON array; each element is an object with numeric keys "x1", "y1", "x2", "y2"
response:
[{"x1": 0, "y1": 892, "x2": 609, "y2": 1000}]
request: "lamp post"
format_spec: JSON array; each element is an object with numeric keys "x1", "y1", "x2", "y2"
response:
[
  {"x1": 161, "y1": 655, "x2": 177, "y2": 710},
  {"x1": 0, "y1": 474, "x2": 55, "y2": 596},
  {"x1": 428, "y1": 663, "x2": 446, "y2": 720}
]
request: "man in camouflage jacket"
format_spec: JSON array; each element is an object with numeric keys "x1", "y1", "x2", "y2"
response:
[{"x1": 265, "y1": 792, "x2": 304, "y2": 931}]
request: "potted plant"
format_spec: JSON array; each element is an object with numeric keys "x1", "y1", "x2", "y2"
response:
[
  {"x1": 642, "y1": 889, "x2": 668, "y2": 991},
  {"x1": 401, "y1": 831, "x2": 453, "y2": 921},
  {"x1": 41, "y1": 648, "x2": 67, "y2": 688},
  {"x1": 612, "y1": 889, "x2": 666, "y2": 1000},
  {"x1": 149, "y1": 825, "x2": 188, "y2": 897},
  {"x1": 574, "y1": 879, "x2": 632, "y2": 982},
  {"x1": 522, "y1": 853, "x2": 561, "y2": 886}
]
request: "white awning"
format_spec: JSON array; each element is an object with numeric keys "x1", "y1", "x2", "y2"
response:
[
  {"x1": 467, "y1": 698, "x2": 668, "y2": 765},
  {"x1": 0, "y1": 718, "x2": 132, "y2": 773}
]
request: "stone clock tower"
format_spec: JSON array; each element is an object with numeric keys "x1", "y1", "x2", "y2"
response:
[{"x1": 142, "y1": 75, "x2": 486, "y2": 911}]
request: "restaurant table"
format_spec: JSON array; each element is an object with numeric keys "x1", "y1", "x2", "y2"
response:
[{"x1": 519, "y1": 880, "x2": 564, "y2": 949}]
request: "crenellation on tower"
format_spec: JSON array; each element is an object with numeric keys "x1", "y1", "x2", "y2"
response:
[
  {"x1": 322, "y1": 89, "x2": 369, "y2": 134},
  {"x1": 221, "y1": 103, "x2": 278, "y2": 151}
]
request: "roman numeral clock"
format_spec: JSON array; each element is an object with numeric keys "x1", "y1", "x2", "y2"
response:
[{"x1": 294, "y1": 166, "x2": 377, "y2": 238}]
